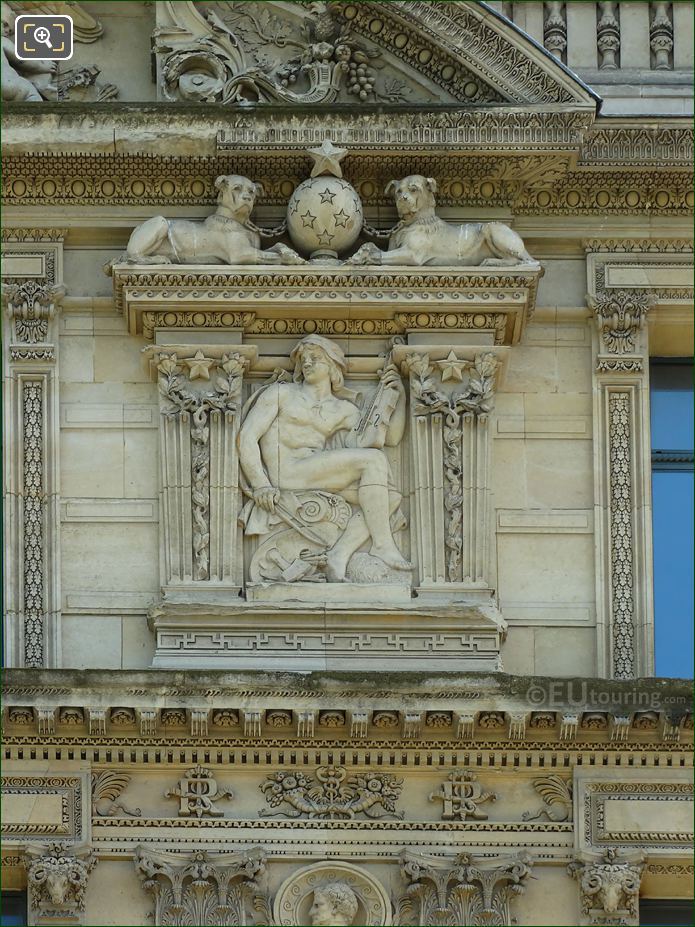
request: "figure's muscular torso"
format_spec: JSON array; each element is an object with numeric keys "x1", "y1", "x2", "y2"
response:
[{"x1": 258, "y1": 383, "x2": 359, "y2": 485}]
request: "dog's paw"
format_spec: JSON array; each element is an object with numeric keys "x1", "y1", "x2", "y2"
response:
[
  {"x1": 272, "y1": 243, "x2": 307, "y2": 265},
  {"x1": 347, "y1": 242, "x2": 382, "y2": 265}
]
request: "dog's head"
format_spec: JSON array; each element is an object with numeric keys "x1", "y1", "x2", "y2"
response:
[
  {"x1": 385, "y1": 175, "x2": 438, "y2": 222},
  {"x1": 214, "y1": 175, "x2": 264, "y2": 220}
]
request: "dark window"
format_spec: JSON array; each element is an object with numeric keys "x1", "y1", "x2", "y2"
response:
[
  {"x1": 650, "y1": 359, "x2": 694, "y2": 678},
  {"x1": 0, "y1": 893, "x2": 27, "y2": 927},
  {"x1": 640, "y1": 898, "x2": 694, "y2": 926}
]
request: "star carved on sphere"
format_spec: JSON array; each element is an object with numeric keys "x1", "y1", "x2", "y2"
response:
[
  {"x1": 316, "y1": 227, "x2": 335, "y2": 247},
  {"x1": 307, "y1": 139, "x2": 348, "y2": 179},
  {"x1": 333, "y1": 208, "x2": 350, "y2": 228},
  {"x1": 436, "y1": 351, "x2": 468, "y2": 383},
  {"x1": 318, "y1": 186, "x2": 337, "y2": 205},
  {"x1": 185, "y1": 350, "x2": 215, "y2": 381},
  {"x1": 301, "y1": 210, "x2": 317, "y2": 229}
]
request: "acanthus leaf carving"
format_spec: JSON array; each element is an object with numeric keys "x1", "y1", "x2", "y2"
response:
[
  {"x1": 134, "y1": 845, "x2": 268, "y2": 927},
  {"x1": 597, "y1": 2, "x2": 620, "y2": 70},
  {"x1": 156, "y1": 350, "x2": 247, "y2": 582},
  {"x1": 2, "y1": 280, "x2": 65, "y2": 344},
  {"x1": 398, "y1": 849, "x2": 533, "y2": 926},
  {"x1": 406, "y1": 351, "x2": 497, "y2": 583},
  {"x1": 589, "y1": 289, "x2": 654, "y2": 355},
  {"x1": 91, "y1": 771, "x2": 141, "y2": 818},
  {"x1": 260, "y1": 765, "x2": 403, "y2": 820}
]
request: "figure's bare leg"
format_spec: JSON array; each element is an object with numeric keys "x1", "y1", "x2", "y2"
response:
[
  {"x1": 359, "y1": 480, "x2": 411, "y2": 571},
  {"x1": 326, "y1": 491, "x2": 403, "y2": 582},
  {"x1": 281, "y1": 449, "x2": 411, "y2": 577}
]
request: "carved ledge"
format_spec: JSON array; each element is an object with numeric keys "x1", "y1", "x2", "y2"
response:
[
  {"x1": 111, "y1": 263, "x2": 543, "y2": 344},
  {"x1": 147, "y1": 601, "x2": 506, "y2": 672}
]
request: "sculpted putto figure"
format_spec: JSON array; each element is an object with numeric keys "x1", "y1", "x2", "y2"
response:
[
  {"x1": 239, "y1": 335, "x2": 410, "y2": 583},
  {"x1": 309, "y1": 883, "x2": 360, "y2": 927},
  {"x1": 106, "y1": 174, "x2": 304, "y2": 269},
  {"x1": 349, "y1": 174, "x2": 537, "y2": 266}
]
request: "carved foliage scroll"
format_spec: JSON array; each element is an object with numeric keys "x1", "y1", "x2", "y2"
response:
[
  {"x1": 134, "y1": 846, "x2": 269, "y2": 927},
  {"x1": 397, "y1": 849, "x2": 533, "y2": 926},
  {"x1": 149, "y1": 347, "x2": 252, "y2": 593},
  {"x1": 2, "y1": 250, "x2": 64, "y2": 668},
  {"x1": 401, "y1": 350, "x2": 498, "y2": 587}
]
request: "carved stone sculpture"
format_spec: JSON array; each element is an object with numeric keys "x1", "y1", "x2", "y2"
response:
[
  {"x1": 274, "y1": 862, "x2": 392, "y2": 926},
  {"x1": 105, "y1": 175, "x2": 304, "y2": 270},
  {"x1": 156, "y1": 1, "x2": 412, "y2": 106},
  {"x1": 134, "y1": 846, "x2": 269, "y2": 926},
  {"x1": 260, "y1": 764, "x2": 403, "y2": 820},
  {"x1": 350, "y1": 175, "x2": 536, "y2": 266},
  {"x1": 522, "y1": 774, "x2": 573, "y2": 822},
  {"x1": 568, "y1": 849, "x2": 645, "y2": 926},
  {"x1": 309, "y1": 883, "x2": 360, "y2": 926},
  {"x1": 25, "y1": 842, "x2": 97, "y2": 924},
  {"x1": 286, "y1": 141, "x2": 363, "y2": 260},
  {"x1": 1, "y1": 2, "x2": 57, "y2": 101},
  {"x1": 238, "y1": 335, "x2": 410, "y2": 584},
  {"x1": 2, "y1": 1, "x2": 113, "y2": 102},
  {"x1": 398, "y1": 849, "x2": 533, "y2": 926}
]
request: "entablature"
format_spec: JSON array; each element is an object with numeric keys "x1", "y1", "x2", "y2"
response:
[{"x1": 112, "y1": 263, "x2": 542, "y2": 345}]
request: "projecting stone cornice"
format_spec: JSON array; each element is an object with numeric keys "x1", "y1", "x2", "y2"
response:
[
  {"x1": 2, "y1": 669, "x2": 692, "y2": 747},
  {"x1": 2, "y1": 110, "x2": 691, "y2": 216}
]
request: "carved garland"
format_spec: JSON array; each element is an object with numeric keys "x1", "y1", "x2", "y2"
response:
[
  {"x1": 158, "y1": 354, "x2": 246, "y2": 581},
  {"x1": 408, "y1": 352, "x2": 497, "y2": 583}
]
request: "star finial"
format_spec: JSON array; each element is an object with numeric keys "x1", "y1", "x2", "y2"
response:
[
  {"x1": 307, "y1": 139, "x2": 348, "y2": 178},
  {"x1": 436, "y1": 351, "x2": 467, "y2": 383},
  {"x1": 184, "y1": 350, "x2": 215, "y2": 381}
]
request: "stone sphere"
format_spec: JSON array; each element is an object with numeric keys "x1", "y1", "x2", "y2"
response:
[{"x1": 287, "y1": 176, "x2": 363, "y2": 257}]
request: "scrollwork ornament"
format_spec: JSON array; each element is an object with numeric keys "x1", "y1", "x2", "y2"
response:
[
  {"x1": 589, "y1": 290, "x2": 654, "y2": 355},
  {"x1": 134, "y1": 846, "x2": 268, "y2": 927},
  {"x1": 407, "y1": 352, "x2": 497, "y2": 582},
  {"x1": 25, "y1": 843, "x2": 97, "y2": 919},
  {"x1": 398, "y1": 849, "x2": 533, "y2": 926},
  {"x1": 2, "y1": 280, "x2": 65, "y2": 343},
  {"x1": 260, "y1": 765, "x2": 403, "y2": 820},
  {"x1": 157, "y1": 352, "x2": 246, "y2": 581},
  {"x1": 568, "y1": 849, "x2": 644, "y2": 926}
]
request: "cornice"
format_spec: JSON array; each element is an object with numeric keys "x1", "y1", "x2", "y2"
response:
[{"x1": 2, "y1": 669, "x2": 691, "y2": 750}]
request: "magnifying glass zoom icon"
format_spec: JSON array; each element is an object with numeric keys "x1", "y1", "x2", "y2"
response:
[{"x1": 33, "y1": 25, "x2": 53, "y2": 48}]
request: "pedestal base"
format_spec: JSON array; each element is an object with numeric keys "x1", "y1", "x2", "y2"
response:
[
  {"x1": 246, "y1": 581, "x2": 412, "y2": 605},
  {"x1": 148, "y1": 599, "x2": 505, "y2": 671}
]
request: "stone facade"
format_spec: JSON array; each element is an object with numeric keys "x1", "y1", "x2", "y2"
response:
[{"x1": 1, "y1": 2, "x2": 693, "y2": 925}]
